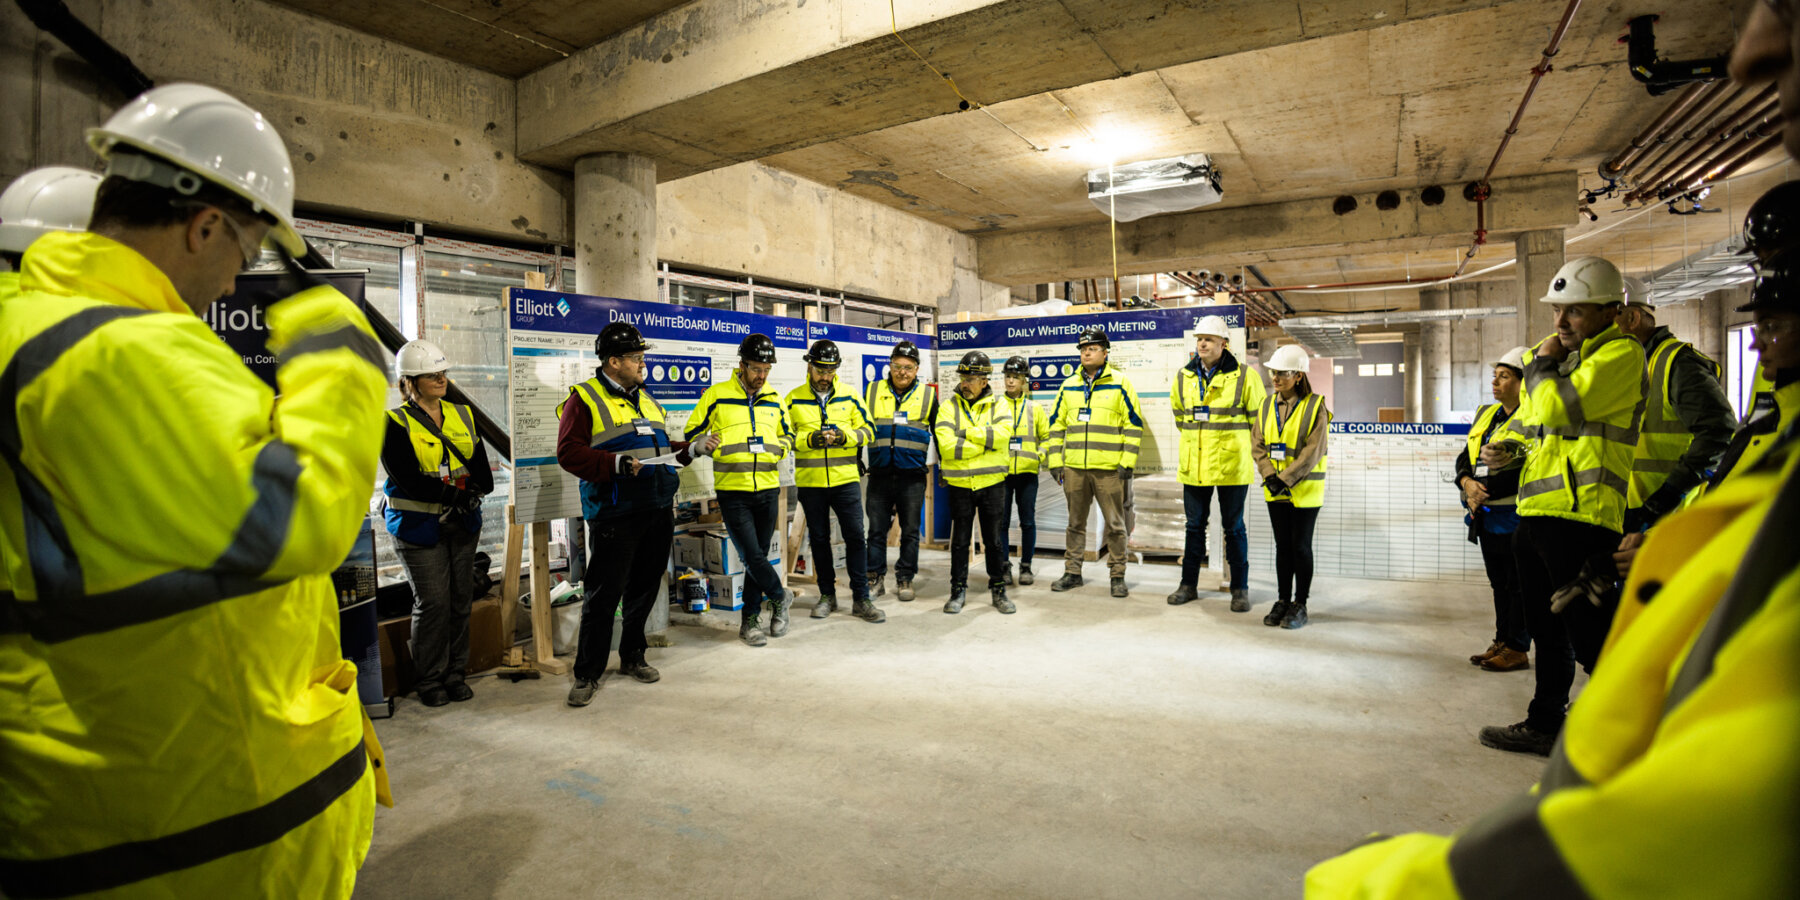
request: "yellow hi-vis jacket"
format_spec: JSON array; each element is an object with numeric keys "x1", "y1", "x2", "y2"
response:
[
  {"x1": 935, "y1": 386, "x2": 1013, "y2": 490},
  {"x1": 1254, "y1": 393, "x2": 1331, "y2": 507},
  {"x1": 1045, "y1": 362, "x2": 1145, "y2": 471},
  {"x1": 0, "y1": 270, "x2": 18, "y2": 302},
  {"x1": 1172, "y1": 349, "x2": 1266, "y2": 486},
  {"x1": 1001, "y1": 392, "x2": 1050, "y2": 476},
  {"x1": 0, "y1": 232, "x2": 390, "y2": 899},
  {"x1": 1735, "y1": 365, "x2": 1798, "y2": 478},
  {"x1": 382, "y1": 401, "x2": 481, "y2": 546},
  {"x1": 687, "y1": 371, "x2": 792, "y2": 493},
  {"x1": 1628, "y1": 332, "x2": 1722, "y2": 507},
  {"x1": 1514, "y1": 327, "x2": 1646, "y2": 532},
  {"x1": 1304, "y1": 434, "x2": 1800, "y2": 900},
  {"x1": 865, "y1": 378, "x2": 936, "y2": 471},
  {"x1": 785, "y1": 376, "x2": 873, "y2": 489}
]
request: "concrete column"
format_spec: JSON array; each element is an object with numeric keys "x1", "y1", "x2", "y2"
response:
[
  {"x1": 1404, "y1": 333, "x2": 1422, "y2": 422},
  {"x1": 1692, "y1": 291, "x2": 1727, "y2": 364},
  {"x1": 1515, "y1": 229, "x2": 1565, "y2": 348},
  {"x1": 573, "y1": 153, "x2": 658, "y2": 301},
  {"x1": 1420, "y1": 287, "x2": 1452, "y2": 422}
]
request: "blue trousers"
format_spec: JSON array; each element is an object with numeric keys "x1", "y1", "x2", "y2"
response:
[
  {"x1": 1182, "y1": 484, "x2": 1249, "y2": 590},
  {"x1": 798, "y1": 483, "x2": 868, "y2": 602},
  {"x1": 1000, "y1": 472, "x2": 1039, "y2": 568},
  {"x1": 716, "y1": 489, "x2": 783, "y2": 620}
]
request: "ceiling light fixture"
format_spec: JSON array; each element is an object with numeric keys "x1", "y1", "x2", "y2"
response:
[{"x1": 1086, "y1": 153, "x2": 1223, "y2": 222}]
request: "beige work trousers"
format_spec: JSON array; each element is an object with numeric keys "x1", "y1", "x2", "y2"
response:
[{"x1": 1063, "y1": 467, "x2": 1129, "y2": 577}]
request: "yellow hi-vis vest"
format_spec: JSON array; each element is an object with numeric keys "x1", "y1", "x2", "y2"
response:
[
  {"x1": 0, "y1": 232, "x2": 389, "y2": 898},
  {"x1": 1045, "y1": 362, "x2": 1145, "y2": 471},
  {"x1": 1256, "y1": 393, "x2": 1330, "y2": 507},
  {"x1": 1001, "y1": 393, "x2": 1050, "y2": 475},
  {"x1": 686, "y1": 371, "x2": 792, "y2": 493},
  {"x1": 1515, "y1": 327, "x2": 1646, "y2": 532},
  {"x1": 559, "y1": 376, "x2": 680, "y2": 521},
  {"x1": 1172, "y1": 352, "x2": 1266, "y2": 486},
  {"x1": 935, "y1": 387, "x2": 1013, "y2": 490},
  {"x1": 865, "y1": 378, "x2": 936, "y2": 470},
  {"x1": 1628, "y1": 335, "x2": 1719, "y2": 507},
  {"x1": 1465, "y1": 402, "x2": 1520, "y2": 507},
  {"x1": 785, "y1": 377, "x2": 873, "y2": 489},
  {"x1": 1735, "y1": 365, "x2": 1797, "y2": 478},
  {"x1": 382, "y1": 401, "x2": 480, "y2": 545}
]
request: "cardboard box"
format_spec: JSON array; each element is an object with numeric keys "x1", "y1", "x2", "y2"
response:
[
  {"x1": 376, "y1": 616, "x2": 416, "y2": 699},
  {"x1": 671, "y1": 534, "x2": 708, "y2": 570},
  {"x1": 794, "y1": 540, "x2": 848, "y2": 576},
  {"x1": 698, "y1": 529, "x2": 782, "y2": 576},
  {"x1": 465, "y1": 595, "x2": 505, "y2": 674},
  {"x1": 705, "y1": 573, "x2": 746, "y2": 611}
]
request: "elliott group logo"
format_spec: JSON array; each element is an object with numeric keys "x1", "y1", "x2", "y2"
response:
[
  {"x1": 941, "y1": 325, "x2": 980, "y2": 341},
  {"x1": 556, "y1": 298, "x2": 572, "y2": 316}
]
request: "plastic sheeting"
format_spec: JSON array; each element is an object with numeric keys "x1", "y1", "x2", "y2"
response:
[{"x1": 1087, "y1": 154, "x2": 1222, "y2": 223}]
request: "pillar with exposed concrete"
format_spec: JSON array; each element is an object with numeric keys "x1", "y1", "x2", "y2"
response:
[
  {"x1": 1404, "y1": 333, "x2": 1423, "y2": 422},
  {"x1": 574, "y1": 153, "x2": 658, "y2": 301},
  {"x1": 1515, "y1": 230, "x2": 1565, "y2": 348},
  {"x1": 1420, "y1": 287, "x2": 1452, "y2": 422}
]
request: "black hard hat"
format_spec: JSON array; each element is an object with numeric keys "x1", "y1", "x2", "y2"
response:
[
  {"x1": 803, "y1": 339, "x2": 842, "y2": 367},
  {"x1": 1002, "y1": 355, "x2": 1030, "y2": 376},
  {"x1": 1076, "y1": 327, "x2": 1110, "y2": 350},
  {"x1": 957, "y1": 350, "x2": 992, "y2": 375},
  {"x1": 1744, "y1": 181, "x2": 1800, "y2": 263},
  {"x1": 595, "y1": 322, "x2": 648, "y2": 359},
  {"x1": 1738, "y1": 247, "x2": 1800, "y2": 315},
  {"x1": 739, "y1": 333, "x2": 777, "y2": 364},
  {"x1": 891, "y1": 340, "x2": 921, "y2": 363}
]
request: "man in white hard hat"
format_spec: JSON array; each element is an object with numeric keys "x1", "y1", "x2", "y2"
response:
[
  {"x1": 0, "y1": 166, "x2": 103, "y2": 286},
  {"x1": 1166, "y1": 314, "x2": 1266, "y2": 610},
  {"x1": 0, "y1": 84, "x2": 389, "y2": 898},
  {"x1": 1473, "y1": 255, "x2": 1645, "y2": 757}
]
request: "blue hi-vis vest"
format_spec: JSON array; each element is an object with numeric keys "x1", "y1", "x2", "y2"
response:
[
  {"x1": 383, "y1": 401, "x2": 481, "y2": 546},
  {"x1": 866, "y1": 378, "x2": 936, "y2": 471},
  {"x1": 561, "y1": 375, "x2": 679, "y2": 521}
]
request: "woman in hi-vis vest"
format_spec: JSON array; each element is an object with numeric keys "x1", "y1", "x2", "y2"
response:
[
  {"x1": 381, "y1": 339, "x2": 494, "y2": 708},
  {"x1": 1251, "y1": 344, "x2": 1331, "y2": 630}
]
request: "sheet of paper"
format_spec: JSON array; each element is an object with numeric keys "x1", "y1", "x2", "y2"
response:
[{"x1": 640, "y1": 452, "x2": 684, "y2": 467}]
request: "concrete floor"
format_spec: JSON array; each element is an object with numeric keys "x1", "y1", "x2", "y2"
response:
[{"x1": 353, "y1": 550, "x2": 1551, "y2": 899}]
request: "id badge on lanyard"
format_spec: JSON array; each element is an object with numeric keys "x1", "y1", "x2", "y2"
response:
[
  {"x1": 748, "y1": 435, "x2": 766, "y2": 454},
  {"x1": 1077, "y1": 408, "x2": 1092, "y2": 424},
  {"x1": 1269, "y1": 442, "x2": 1288, "y2": 462},
  {"x1": 895, "y1": 410, "x2": 909, "y2": 426},
  {"x1": 1193, "y1": 405, "x2": 1210, "y2": 422},
  {"x1": 1474, "y1": 463, "x2": 1490, "y2": 477},
  {"x1": 633, "y1": 418, "x2": 654, "y2": 436},
  {"x1": 1009, "y1": 436, "x2": 1023, "y2": 451}
]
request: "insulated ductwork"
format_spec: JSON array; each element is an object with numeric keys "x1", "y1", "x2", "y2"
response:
[{"x1": 1087, "y1": 154, "x2": 1221, "y2": 222}]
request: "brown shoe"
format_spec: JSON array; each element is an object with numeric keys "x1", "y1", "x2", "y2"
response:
[
  {"x1": 1469, "y1": 641, "x2": 1505, "y2": 666},
  {"x1": 1481, "y1": 648, "x2": 1530, "y2": 671}
]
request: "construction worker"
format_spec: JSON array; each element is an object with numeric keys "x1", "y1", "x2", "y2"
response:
[
  {"x1": 558, "y1": 322, "x2": 717, "y2": 707},
  {"x1": 1457, "y1": 347, "x2": 1532, "y2": 672},
  {"x1": 1251, "y1": 344, "x2": 1331, "y2": 630},
  {"x1": 1708, "y1": 249, "x2": 1800, "y2": 487},
  {"x1": 1167, "y1": 314, "x2": 1266, "y2": 610},
  {"x1": 998, "y1": 355, "x2": 1050, "y2": 586},
  {"x1": 865, "y1": 339, "x2": 938, "y2": 602},
  {"x1": 1615, "y1": 278, "x2": 1734, "y2": 532},
  {"x1": 0, "y1": 84, "x2": 388, "y2": 898},
  {"x1": 936, "y1": 350, "x2": 1015, "y2": 614},
  {"x1": 1046, "y1": 327, "x2": 1145, "y2": 598},
  {"x1": 687, "y1": 333, "x2": 795, "y2": 647},
  {"x1": 382, "y1": 338, "x2": 494, "y2": 708},
  {"x1": 1, "y1": 167, "x2": 102, "y2": 292},
  {"x1": 1742, "y1": 179, "x2": 1800, "y2": 267},
  {"x1": 786, "y1": 339, "x2": 882, "y2": 623},
  {"x1": 1475, "y1": 256, "x2": 1645, "y2": 757}
]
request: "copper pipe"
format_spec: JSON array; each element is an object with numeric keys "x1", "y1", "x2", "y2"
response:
[
  {"x1": 1654, "y1": 95, "x2": 1782, "y2": 194},
  {"x1": 1674, "y1": 132, "x2": 1785, "y2": 195},
  {"x1": 1602, "y1": 81, "x2": 1714, "y2": 178},
  {"x1": 1633, "y1": 108, "x2": 1785, "y2": 202},
  {"x1": 1626, "y1": 90, "x2": 1775, "y2": 202},
  {"x1": 1626, "y1": 83, "x2": 1746, "y2": 190}
]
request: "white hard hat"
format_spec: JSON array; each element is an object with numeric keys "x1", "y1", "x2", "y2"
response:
[
  {"x1": 86, "y1": 83, "x2": 303, "y2": 256},
  {"x1": 1494, "y1": 346, "x2": 1528, "y2": 372},
  {"x1": 1192, "y1": 315, "x2": 1231, "y2": 340},
  {"x1": 1537, "y1": 256, "x2": 1625, "y2": 306},
  {"x1": 1621, "y1": 276, "x2": 1654, "y2": 309},
  {"x1": 0, "y1": 167, "x2": 103, "y2": 254},
  {"x1": 396, "y1": 339, "x2": 450, "y2": 377},
  {"x1": 1266, "y1": 344, "x2": 1311, "y2": 373}
]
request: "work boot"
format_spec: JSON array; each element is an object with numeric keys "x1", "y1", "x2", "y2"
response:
[
  {"x1": 852, "y1": 597, "x2": 887, "y2": 623},
  {"x1": 1263, "y1": 599, "x2": 1292, "y2": 627},
  {"x1": 812, "y1": 593, "x2": 838, "y2": 619},
  {"x1": 1469, "y1": 641, "x2": 1505, "y2": 665},
  {"x1": 897, "y1": 579, "x2": 916, "y2": 601},
  {"x1": 1051, "y1": 573, "x2": 1083, "y2": 592},
  {"x1": 768, "y1": 592, "x2": 792, "y2": 638},
  {"x1": 1110, "y1": 577, "x2": 1128, "y2": 598},
  {"x1": 1480, "y1": 648, "x2": 1530, "y2": 672},
  {"x1": 419, "y1": 687, "x2": 450, "y2": 708},
  {"x1": 446, "y1": 682, "x2": 474, "y2": 702},
  {"x1": 944, "y1": 583, "x2": 967, "y2": 614},
  {"x1": 565, "y1": 678, "x2": 599, "y2": 707},
  {"x1": 739, "y1": 613, "x2": 768, "y2": 648},
  {"x1": 619, "y1": 660, "x2": 661, "y2": 683},
  {"x1": 1478, "y1": 720, "x2": 1557, "y2": 756},
  {"x1": 1018, "y1": 565, "x2": 1034, "y2": 586},
  {"x1": 1166, "y1": 584, "x2": 1198, "y2": 606},
  {"x1": 991, "y1": 587, "x2": 1015, "y2": 614},
  {"x1": 1003, "y1": 563, "x2": 1015, "y2": 586},
  {"x1": 870, "y1": 573, "x2": 886, "y2": 598},
  {"x1": 1280, "y1": 600, "x2": 1309, "y2": 630},
  {"x1": 1229, "y1": 589, "x2": 1250, "y2": 613}
]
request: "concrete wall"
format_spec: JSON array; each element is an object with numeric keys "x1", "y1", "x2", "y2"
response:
[
  {"x1": 1447, "y1": 280, "x2": 1529, "y2": 416},
  {"x1": 1332, "y1": 341, "x2": 1405, "y2": 422}
]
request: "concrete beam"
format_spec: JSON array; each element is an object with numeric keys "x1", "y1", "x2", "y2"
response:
[{"x1": 974, "y1": 172, "x2": 1580, "y2": 285}]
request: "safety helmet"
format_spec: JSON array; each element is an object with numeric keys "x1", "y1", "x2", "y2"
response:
[
  {"x1": 0, "y1": 167, "x2": 102, "y2": 254},
  {"x1": 396, "y1": 339, "x2": 450, "y2": 377},
  {"x1": 1738, "y1": 247, "x2": 1800, "y2": 315},
  {"x1": 1076, "y1": 327, "x2": 1111, "y2": 350},
  {"x1": 1192, "y1": 315, "x2": 1231, "y2": 340},
  {"x1": 957, "y1": 350, "x2": 992, "y2": 375},
  {"x1": 1494, "y1": 346, "x2": 1528, "y2": 373},
  {"x1": 1265, "y1": 344, "x2": 1311, "y2": 373},
  {"x1": 803, "y1": 339, "x2": 842, "y2": 367},
  {"x1": 1621, "y1": 276, "x2": 1655, "y2": 310},
  {"x1": 1002, "y1": 355, "x2": 1030, "y2": 376},
  {"x1": 595, "y1": 322, "x2": 648, "y2": 360},
  {"x1": 1537, "y1": 256, "x2": 1625, "y2": 306},
  {"x1": 1743, "y1": 180, "x2": 1800, "y2": 263},
  {"x1": 891, "y1": 340, "x2": 922, "y2": 363},
  {"x1": 739, "y1": 333, "x2": 777, "y2": 364},
  {"x1": 86, "y1": 83, "x2": 304, "y2": 255}
]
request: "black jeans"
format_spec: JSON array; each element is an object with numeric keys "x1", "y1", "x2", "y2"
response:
[
  {"x1": 1266, "y1": 502, "x2": 1320, "y2": 602},
  {"x1": 949, "y1": 482, "x2": 1007, "y2": 589},
  {"x1": 1182, "y1": 484, "x2": 1250, "y2": 590},
  {"x1": 1477, "y1": 529, "x2": 1530, "y2": 652},
  {"x1": 1514, "y1": 516, "x2": 1622, "y2": 732},
  {"x1": 798, "y1": 483, "x2": 869, "y2": 602},
  {"x1": 865, "y1": 468, "x2": 927, "y2": 580},
  {"x1": 716, "y1": 489, "x2": 784, "y2": 620},
  {"x1": 396, "y1": 523, "x2": 478, "y2": 694},
  {"x1": 574, "y1": 507, "x2": 672, "y2": 681},
  {"x1": 1000, "y1": 472, "x2": 1040, "y2": 568}
]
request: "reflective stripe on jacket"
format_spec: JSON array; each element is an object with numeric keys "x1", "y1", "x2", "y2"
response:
[
  {"x1": 935, "y1": 387, "x2": 1013, "y2": 490},
  {"x1": 1463, "y1": 402, "x2": 1521, "y2": 507},
  {"x1": 786, "y1": 377, "x2": 873, "y2": 489},
  {"x1": 1629, "y1": 333, "x2": 1721, "y2": 507},
  {"x1": 866, "y1": 378, "x2": 936, "y2": 470},
  {"x1": 562, "y1": 376, "x2": 679, "y2": 520},
  {"x1": 0, "y1": 232, "x2": 387, "y2": 898},
  {"x1": 686, "y1": 372, "x2": 791, "y2": 493},
  {"x1": 1001, "y1": 393, "x2": 1050, "y2": 475},
  {"x1": 1515, "y1": 327, "x2": 1646, "y2": 532},
  {"x1": 1172, "y1": 349, "x2": 1265, "y2": 486},
  {"x1": 1255, "y1": 393, "x2": 1331, "y2": 507},
  {"x1": 383, "y1": 401, "x2": 481, "y2": 544},
  {"x1": 1045, "y1": 363, "x2": 1144, "y2": 471}
]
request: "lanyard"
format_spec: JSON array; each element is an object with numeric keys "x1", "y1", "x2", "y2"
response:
[
  {"x1": 1481, "y1": 406, "x2": 1514, "y2": 445},
  {"x1": 1273, "y1": 396, "x2": 1291, "y2": 436},
  {"x1": 1011, "y1": 394, "x2": 1027, "y2": 432}
]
